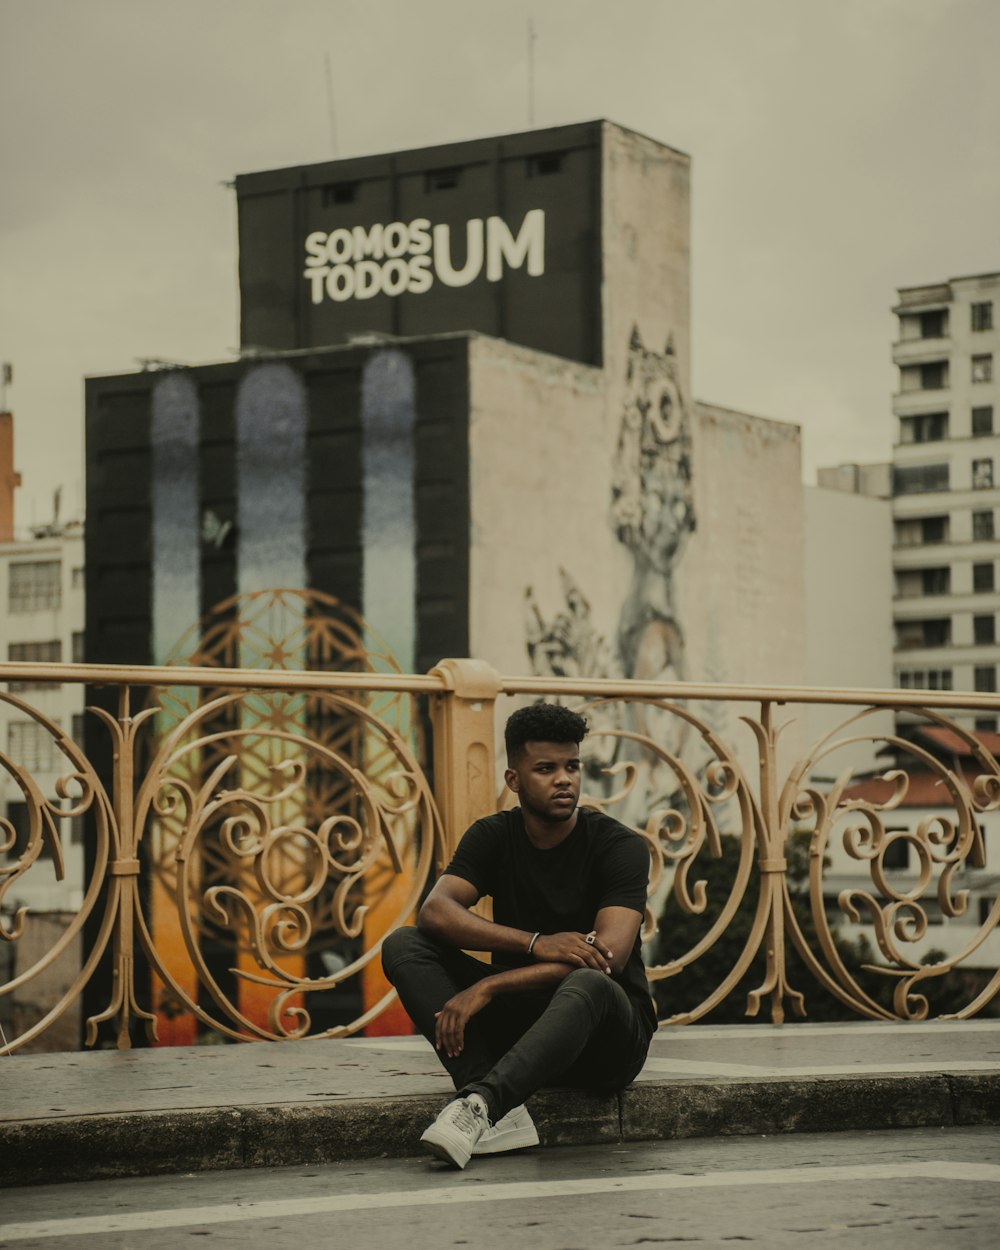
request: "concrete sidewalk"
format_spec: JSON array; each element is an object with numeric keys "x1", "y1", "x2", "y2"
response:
[{"x1": 3, "y1": 1020, "x2": 1000, "y2": 1188}]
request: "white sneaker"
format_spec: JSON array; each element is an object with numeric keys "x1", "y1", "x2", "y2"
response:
[
  {"x1": 472, "y1": 1103, "x2": 539, "y2": 1155},
  {"x1": 420, "y1": 1093, "x2": 490, "y2": 1168}
]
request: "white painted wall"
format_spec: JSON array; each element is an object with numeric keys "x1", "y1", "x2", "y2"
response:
[{"x1": 802, "y1": 484, "x2": 894, "y2": 781}]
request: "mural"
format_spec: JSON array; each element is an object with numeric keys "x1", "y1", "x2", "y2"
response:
[
  {"x1": 611, "y1": 326, "x2": 695, "y2": 686},
  {"x1": 151, "y1": 373, "x2": 200, "y2": 666},
  {"x1": 140, "y1": 352, "x2": 422, "y2": 1041},
  {"x1": 524, "y1": 326, "x2": 697, "y2": 809}
]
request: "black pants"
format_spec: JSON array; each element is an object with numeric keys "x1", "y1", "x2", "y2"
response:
[{"x1": 381, "y1": 926, "x2": 652, "y2": 1123}]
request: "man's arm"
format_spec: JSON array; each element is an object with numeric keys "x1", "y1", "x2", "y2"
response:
[
  {"x1": 422, "y1": 883, "x2": 643, "y2": 1058},
  {"x1": 589, "y1": 904, "x2": 644, "y2": 978},
  {"x1": 418, "y1": 874, "x2": 615, "y2": 971},
  {"x1": 418, "y1": 873, "x2": 536, "y2": 958}
]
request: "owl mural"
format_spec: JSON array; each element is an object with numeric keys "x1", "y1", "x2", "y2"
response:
[
  {"x1": 611, "y1": 326, "x2": 696, "y2": 686},
  {"x1": 526, "y1": 326, "x2": 695, "y2": 686},
  {"x1": 524, "y1": 326, "x2": 696, "y2": 813}
]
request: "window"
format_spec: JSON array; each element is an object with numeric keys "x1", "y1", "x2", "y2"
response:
[
  {"x1": 922, "y1": 567, "x2": 950, "y2": 595},
  {"x1": 922, "y1": 516, "x2": 948, "y2": 544},
  {"x1": 973, "y1": 510, "x2": 995, "y2": 541},
  {"x1": 527, "y1": 152, "x2": 564, "y2": 177},
  {"x1": 321, "y1": 182, "x2": 357, "y2": 206},
  {"x1": 976, "y1": 823, "x2": 988, "y2": 869},
  {"x1": 893, "y1": 463, "x2": 949, "y2": 495},
  {"x1": 920, "y1": 362, "x2": 947, "y2": 389},
  {"x1": 896, "y1": 567, "x2": 952, "y2": 597},
  {"x1": 973, "y1": 406, "x2": 994, "y2": 437},
  {"x1": 3, "y1": 802, "x2": 29, "y2": 862},
  {"x1": 71, "y1": 567, "x2": 85, "y2": 589},
  {"x1": 920, "y1": 311, "x2": 946, "y2": 339},
  {"x1": 972, "y1": 354, "x2": 993, "y2": 383},
  {"x1": 974, "y1": 614, "x2": 996, "y2": 644},
  {"x1": 972, "y1": 301, "x2": 994, "y2": 332},
  {"x1": 922, "y1": 618, "x2": 950, "y2": 646},
  {"x1": 981, "y1": 898, "x2": 996, "y2": 924},
  {"x1": 898, "y1": 669, "x2": 953, "y2": 690},
  {"x1": 973, "y1": 562, "x2": 995, "y2": 593},
  {"x1": 6, "y1": 720, "x2": 62, "y2": 772},
  {"x1": 900, "y1": 412, "x2": 948, "y2": 443},
  {"x1": 895, "y1": 516, "x2": 949, "y2": 546},
  {"x1": 895, "y1": 619, "x2": 951, "y2": 649},
  {"x1": 975, "y1": 665, "x2": 997, "y2": 693},
  {"x1": 882, "y1": 831, "x2": 910, "y2": 870},
  {"x1": 425, "y1": 167, "x2": 461, "y2": 192},
  {"x1": 973, "y1": 459, "x2": 994, "y2": 490},
  {"x1": 1, "y1": 799, "x2": 63, "y2": 862},
  {"x1": 6, "y1": 640, "x2": 62, "y2": 689},
  {"x1": 975, "y1": 717, "x2": 997, "y2": 733},
  {"x1": 72, "y1": 631, "x2": 84, "y2": 663},
  {"x1": 9, "y1": 560, "x2": 61, "y2": 612}
]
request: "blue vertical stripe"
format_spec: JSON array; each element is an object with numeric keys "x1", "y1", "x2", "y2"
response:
[
  {"x1": 151, "y1": 373, "x2": 200, "y2": 663},
  {"x1": 235, "y1": 363, "x2": 308, "y2": 603},
  {"x1": 361, "y1": 350, "x2": 416, "y2": 671}
]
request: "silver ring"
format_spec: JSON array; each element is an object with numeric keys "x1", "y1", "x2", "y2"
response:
[{"x1": 585, "y1": 934, "x2": 596, "y2": 945}]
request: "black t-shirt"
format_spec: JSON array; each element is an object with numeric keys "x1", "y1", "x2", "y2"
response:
[{"x1": 443, "y1": 806, "x2": 657, "y2": 1035}]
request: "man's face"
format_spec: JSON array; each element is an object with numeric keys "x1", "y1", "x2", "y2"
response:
[{"x1": 505, "y1": 740, "x2": 582, "y2": 824}]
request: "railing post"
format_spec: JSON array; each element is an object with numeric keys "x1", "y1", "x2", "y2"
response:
[
  {"x1": 747, "y1": 700, "x2": 804, "y2": 1025},
  {"x1": 84, "y1": 683, "x2": 158, "y2": 1049},
  {"x1": 428, "y1": 659, "x2": 501, "y2": 859}
]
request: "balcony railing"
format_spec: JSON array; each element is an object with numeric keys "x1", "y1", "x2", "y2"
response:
[{"x1": 2, "y1": 659, "x2": 999, "y2": 1053}]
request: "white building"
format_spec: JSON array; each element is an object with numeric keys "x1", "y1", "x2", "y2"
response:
[
  {"x1": 810, "y1": 276, "x2": 1000, "y2": 982},
  {"x1": 891, "y1": 271, "x2": 1000, "y2": 726},
  {"x1": 802, "y1": 481, "x2": 894, "y2": 779},
  {"x1": 1, "y1": 415, "x2": 86, "y2": 913}
]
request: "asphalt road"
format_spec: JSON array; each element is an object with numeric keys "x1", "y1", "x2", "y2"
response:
[{"x1": 1, "y1": 1127, "x2": 997, "y2": 1249}]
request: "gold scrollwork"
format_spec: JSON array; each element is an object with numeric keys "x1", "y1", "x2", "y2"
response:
[
  {"x1": 0, "y1": 694, "x2": 116, "y2": 1053},
  {"x1": 783, "y1": 706, "x2": 1000, "y2": 1021},
  {"x1": 133, "y1": 689, "x2": 445, "y2": 1041},
  {"x1": 571, "y1": 696, "x2": 761, "y2": 1023}
]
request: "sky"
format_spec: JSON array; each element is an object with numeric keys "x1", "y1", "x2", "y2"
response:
[{"x1": 1, "y1": 0, "x2": 998, "y2": 528}]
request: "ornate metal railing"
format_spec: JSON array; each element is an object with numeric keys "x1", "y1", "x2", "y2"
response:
[{"x1": 1, "y1": 657, "x2": 999, "y2": 1052}]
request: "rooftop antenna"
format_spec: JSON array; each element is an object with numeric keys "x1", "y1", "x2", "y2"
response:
[
  {"x1": 527, "y1": 18, "x2": 537, "y2": 128},
  {"x1": 324, "y1": 52, "x2": 339, "y2": 159}
]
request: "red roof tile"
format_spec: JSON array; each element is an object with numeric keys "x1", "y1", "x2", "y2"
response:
[{"x1": 842, "y1": 770, "x2": 987, "y2": 807}]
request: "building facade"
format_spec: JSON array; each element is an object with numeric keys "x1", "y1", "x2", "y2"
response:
[
  {"x1": 891, "y1": 272, "x2": 1000, "y2": 726},
  {"x1": 87, "y1": 122, "x2": 805, "y2": 708},
  {"x1": 0, "y1": 521, "x2": 86, "y2": 914}
]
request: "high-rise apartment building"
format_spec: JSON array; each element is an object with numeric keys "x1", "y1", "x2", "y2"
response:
[{"x1": 891, "y1": 271, "x2": 1000, "y2": 727}]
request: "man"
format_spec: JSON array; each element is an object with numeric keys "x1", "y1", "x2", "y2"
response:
[{"x1": 381, "y1": 702, "x2": 656, "y2": 1168}]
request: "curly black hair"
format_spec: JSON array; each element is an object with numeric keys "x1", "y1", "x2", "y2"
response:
[{"x1": 504, "y1": 702, "x2": 589, "y2": 763}]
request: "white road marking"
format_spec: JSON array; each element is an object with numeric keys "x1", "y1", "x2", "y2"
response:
[
  {"x1": 641, "y1": 1058, "x2": 1000, "y2": 1078},
  {"x1": 1, "y1": 1162, "x2": 997, "y2": 1240},
  {"x1": 658, "y1": 1021, "x2": 1000, "y2": 1039}
]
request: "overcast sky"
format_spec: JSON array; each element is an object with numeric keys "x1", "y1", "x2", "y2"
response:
[{"x1": 1, "y1": 0, "x2": 998, "y2": 528}]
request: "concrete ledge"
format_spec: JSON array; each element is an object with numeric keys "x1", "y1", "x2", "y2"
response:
[
  {"x1": 621, "y1": 1073, "x2": 956, "y2": 1142},
  {"x1": 5, "y1": 1024, "x2": 1000, "y2": 1187},
  {"x1": 949, "y1": 1072, "x2": 1000, "y2": 1126},
  {"x1": 4, "y1": 1071, "x2": 998, "y2": 1188}
]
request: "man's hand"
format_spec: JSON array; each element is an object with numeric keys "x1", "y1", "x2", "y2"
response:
[
  {"x1": 531, "y1": 931, "x2": 613, "y2": 974},
  {"x1": 434, "y1": 982, "x2": 492, "y2": 1059}
]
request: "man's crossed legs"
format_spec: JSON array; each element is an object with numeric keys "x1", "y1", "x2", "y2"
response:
[{"x1": 381, "y1": 927, "x2": 651, "y2": 1167}]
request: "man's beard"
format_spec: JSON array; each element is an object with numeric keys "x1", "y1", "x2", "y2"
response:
[{"x1": 520, "y1": 792, "x2": 578, "y2": 824}]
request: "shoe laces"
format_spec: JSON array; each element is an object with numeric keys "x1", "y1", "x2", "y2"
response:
[{"x1": 445, "y1": 1097, "x2": 486, "y2": 1133}]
